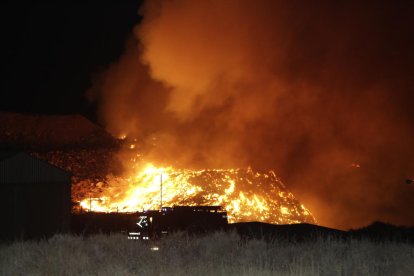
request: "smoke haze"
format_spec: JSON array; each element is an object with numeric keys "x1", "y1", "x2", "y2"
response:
[{"x1": 88, "y1": 0, "x2": 414, "y2": 229}]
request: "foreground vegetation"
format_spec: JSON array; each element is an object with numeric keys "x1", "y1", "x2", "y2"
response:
[{"x1": 1, "y1": 231, "x2": 413, "y2": 276}]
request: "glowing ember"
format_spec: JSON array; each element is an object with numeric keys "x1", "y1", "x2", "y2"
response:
[
  {"x1": 74, "y1": 163, "x2": 316, "y2": 224},
  {"x1": 118, "y1": 134, "x2": 127, "y2": 140}
]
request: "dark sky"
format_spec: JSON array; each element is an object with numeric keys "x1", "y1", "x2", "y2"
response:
[{"x1": 1, "y1": 1, "x2": 142, "y2": 121}]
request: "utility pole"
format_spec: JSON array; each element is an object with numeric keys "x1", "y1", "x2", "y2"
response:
[{"x1": 160, "y1": 173, "x2": 163, "y2": 210}]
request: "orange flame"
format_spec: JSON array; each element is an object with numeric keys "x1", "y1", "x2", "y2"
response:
[{"x1": 75, "y1": 162, "x2": 316, "y2": 224}]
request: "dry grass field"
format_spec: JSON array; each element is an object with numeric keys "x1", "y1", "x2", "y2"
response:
[{"x1": 1, "y1": 231, "x2": 413, "y2": 276}]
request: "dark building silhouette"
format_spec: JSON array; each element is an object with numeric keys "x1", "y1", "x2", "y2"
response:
[{"x1": 0, "y1": 151, "x2": 71, "y2": 240}]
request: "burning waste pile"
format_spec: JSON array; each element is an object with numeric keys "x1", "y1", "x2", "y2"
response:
[
  {"x1": 69, "y1": 0, "x2": 334, "y2": 226},
  {"x1": 72, "y1": 162, "x2": 315, "y2": 224}
]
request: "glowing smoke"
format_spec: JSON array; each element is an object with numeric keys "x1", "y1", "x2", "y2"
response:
[{"x1": 88, "y1": 0, "x2": 414, "y2": 229}]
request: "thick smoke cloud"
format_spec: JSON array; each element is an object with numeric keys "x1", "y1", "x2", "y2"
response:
[{"x1": 89, "y1": 0, "x2": 414, "y2": 229}]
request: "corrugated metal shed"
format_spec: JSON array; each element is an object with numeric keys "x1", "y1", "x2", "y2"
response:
[{"x1": 0, "y1": 151, "x2": 71, "y2": 240}]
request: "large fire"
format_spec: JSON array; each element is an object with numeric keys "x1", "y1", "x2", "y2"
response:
[{"x1": 74, "y1": 162, "x2": 316, "y2": 224}]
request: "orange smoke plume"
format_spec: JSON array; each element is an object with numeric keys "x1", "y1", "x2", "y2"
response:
[{"x1": 87, "y1": 1, "x2": 414, "y2": 229}]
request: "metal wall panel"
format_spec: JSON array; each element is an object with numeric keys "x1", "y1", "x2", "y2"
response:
[{"x1": 0, "y1": 153, "x2": 71, "y2": 240}]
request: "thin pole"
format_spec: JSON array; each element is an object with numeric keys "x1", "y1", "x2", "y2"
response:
[{"x1": 160, "y1": 173, "x2": 163, "y2": 210}]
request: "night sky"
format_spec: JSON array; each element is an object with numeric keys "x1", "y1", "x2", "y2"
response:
[
  {"x1": 1, "y1": 1, "x2": 142, "y2": 121},
  {"x1": 1, "y1": 1, "x2": 414, "y2": 229}
]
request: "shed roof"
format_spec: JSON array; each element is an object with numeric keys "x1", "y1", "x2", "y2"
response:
[{"x1": 0, "y1": 152, "x2": 71, "y2": 184}]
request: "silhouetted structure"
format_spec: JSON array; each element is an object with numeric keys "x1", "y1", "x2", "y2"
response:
[
  {"x1": 0, "y1": 151, "x2": 71, "y2": 240},
  {"x1": 71, "y1": 212, "x2": 138, "y2": 235},
  {"x1": 71, "y1": 206, "x2": 228, "y2": 239},
  {"x1": 128, "y1": 206, "x2": 228, "y2": 240}
]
